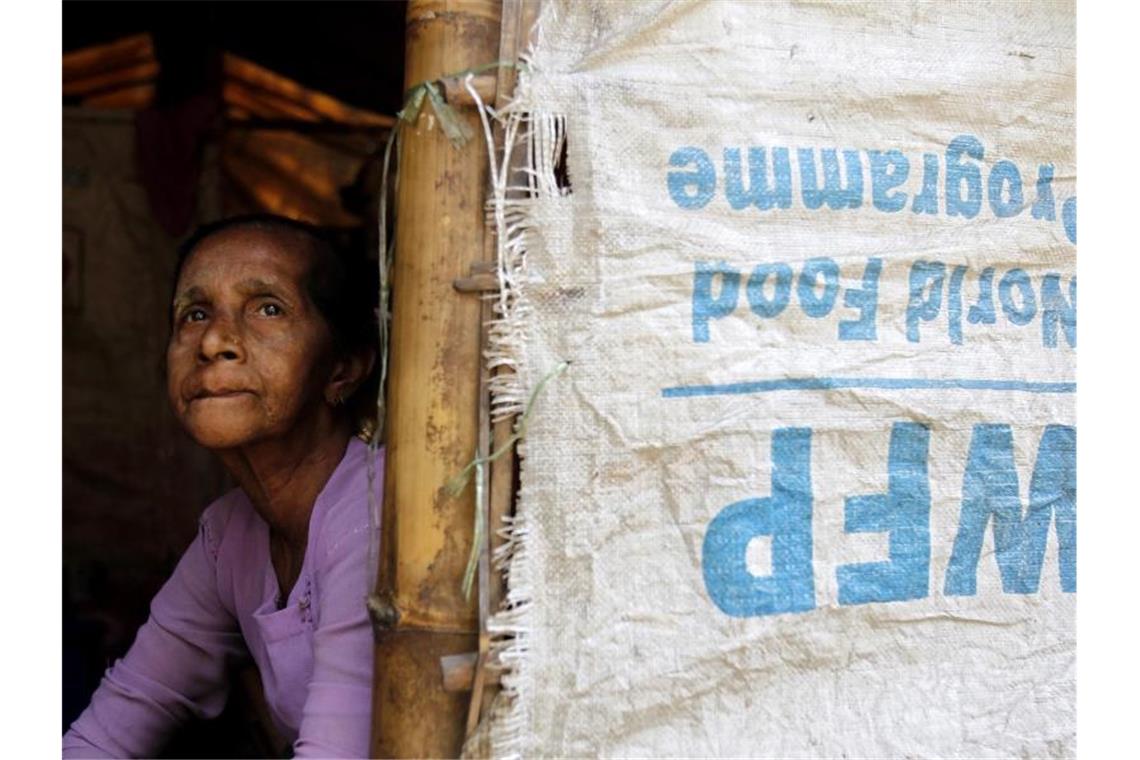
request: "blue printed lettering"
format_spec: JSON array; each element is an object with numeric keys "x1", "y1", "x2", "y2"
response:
[
  {"x1": 664, "y1": 140, "x2": 1075, "y2": 238},
  {"x1": 945, "y1": 135, "x2": 984, "y2": 219},
  {"x1": 724, "y1": 147, "x2": 792, "y2": 211},
  {"x1": 1041, "y1": 273, "x2": 1076, "y2": 349},
  {"x1": 906, "y1": 261, "x2": 945, "y2": 342},
  {"x1": 869, "y1": 150, "x2": 909, "y2": 212},
  {"x1": 967, "y1": 267, "x2": 997, "y2": 326},
  {"x1": 799, "y1": 148, "x2": 863, "y2": 210},
  {"x1": 702, "y1": 428, "x2": 816, "y2": 617},
  {"x1": 945, "y1": 425, "x2": 1076, "y2": 595},
  {"x1": 746, "y1": 262, "x2": 793, "y2": 318},
  {"x1": 837, "y1": 423, "x2": 931, "y2": 605},
  {"x1": 1062, "y1": 196, "x2": 1077, "y2": 244},
  {"x1": 797, "y1": 257, "x2": 841, "y2": 318},
  {"x1": 668, "y1": 147, "x2": 716, "y2": 209},
  {"x1": 947, "y1": 264, "x2": 968, "y2": 345},
  {"x1": 911, "y1": 153, "x2": 940, "y2": 215},
  {"x1": 692, "y1": 260, "x2": 740, "y2": 342},
  {"x1": 999, "y1": 268, "x2": 1036, "y2": 326},
  {"x1": 838, "y1": 258, "x2": 883, "y2": 341},
  {"x1": 1031, "y1": 164, "x2": 1056, "y2": 221},
  {"x1": 987, "y1": 160, "x2": 1024, "y2": 218}
]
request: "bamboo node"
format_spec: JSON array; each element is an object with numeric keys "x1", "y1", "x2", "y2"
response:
[{"x1": 366, "y1": 590, "x2": 402, "y2": 635}]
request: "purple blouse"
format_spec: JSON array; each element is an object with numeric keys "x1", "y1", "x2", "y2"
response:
[{"x1": 63, "y1": 439, "x2": 383, "y2": 758}]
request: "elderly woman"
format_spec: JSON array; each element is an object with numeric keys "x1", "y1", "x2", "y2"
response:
[{"x1": 64, "y1": 215, "x2": 383, "y2": 758}]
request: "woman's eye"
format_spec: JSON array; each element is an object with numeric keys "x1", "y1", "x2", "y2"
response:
[
  {"x1": 184, "y1": 308, "x2": 207, "y2": 323},
  {"x1": 259, "y1": 302, "x2": 283, "y2": 317}
]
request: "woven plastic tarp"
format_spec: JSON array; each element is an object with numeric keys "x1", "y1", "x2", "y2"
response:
[{"x1": 487, "y1": 2, "x2": 1075, "y2": 756}]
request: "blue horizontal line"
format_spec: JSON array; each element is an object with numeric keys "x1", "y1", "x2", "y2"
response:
[{"x1": 661, "y1": 377, "x2": 1076, "y2": 398}]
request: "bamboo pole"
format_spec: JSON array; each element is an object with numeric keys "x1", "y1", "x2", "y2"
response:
[{"x1": 371, "y1": 1, "x2": 503, "y2": 758}]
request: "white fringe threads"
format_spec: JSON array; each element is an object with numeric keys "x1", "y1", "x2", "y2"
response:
[{"x1": 462, "y1": 14, "x2": 569, "y2": 757}]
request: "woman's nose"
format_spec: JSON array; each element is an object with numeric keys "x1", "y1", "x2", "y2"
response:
[{"x1": 198, "y1": 315, "x2": 244, "y2": 363}]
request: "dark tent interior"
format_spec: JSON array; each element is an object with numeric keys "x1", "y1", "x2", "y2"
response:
[{"x1": 62, "y1": 3, "x2": 406, "y2": 755}]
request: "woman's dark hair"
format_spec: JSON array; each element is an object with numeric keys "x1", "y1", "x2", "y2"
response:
[{"x1": 172, "y1": 214, "x2": 380, "y2": 421}]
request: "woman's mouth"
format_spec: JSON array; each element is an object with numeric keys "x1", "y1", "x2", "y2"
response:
[{"x1": 192, "y1": 389, "x2": 254, "y2": 401}]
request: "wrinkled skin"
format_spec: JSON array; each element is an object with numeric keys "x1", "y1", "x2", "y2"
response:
[
  {"x1": 166, "y1": 228, "x2": 340, "y2": 451},
  {"x1": 165, "y1": 227, "x2": 372, "y2": 596}
]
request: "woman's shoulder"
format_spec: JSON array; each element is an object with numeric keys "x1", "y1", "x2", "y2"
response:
[{"x1": 311, "y1": 439, "x2": 385, "y2": 562}]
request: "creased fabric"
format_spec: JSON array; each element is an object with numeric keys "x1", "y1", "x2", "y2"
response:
[{"x1": 488, "y1": 2, "x2": 1075, "y2": 757}]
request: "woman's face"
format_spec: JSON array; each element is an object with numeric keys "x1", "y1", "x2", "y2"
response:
[{"x1": 166, "y1": 228, "x2": 336, "y2": 450}]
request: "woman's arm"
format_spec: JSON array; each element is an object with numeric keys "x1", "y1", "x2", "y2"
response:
[
  {"x1": 63, "y1": 503, "x2": 249, "y2": 758},
  {"x1": 291, "y1": 494, "x2": 376, "y2": 758}
]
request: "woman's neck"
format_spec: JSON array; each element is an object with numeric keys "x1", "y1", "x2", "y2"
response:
[{"x1": 216, "y1": 414, "x2": 352, "y2": 549}]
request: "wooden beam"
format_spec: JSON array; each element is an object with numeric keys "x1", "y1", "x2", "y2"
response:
[
  {"x1": 440, "y1": 74, "x2": 498, "y2": 106},
  {"x1": 62, "y1": 34, "x2": 154, "y2": 84},
  {"x1": 62, "y1": 60, "x2": 159, "y2": 99},
  {"x1": 453, "y1": 269, "x2": 500, "y2": 293},
  {"x1": 440, "y1": 651, "x2": 479, "y2": 692}
]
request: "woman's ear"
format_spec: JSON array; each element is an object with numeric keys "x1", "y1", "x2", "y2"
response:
[{"x1": 324, "y1": 348, "x2": 377, "y2": 406}]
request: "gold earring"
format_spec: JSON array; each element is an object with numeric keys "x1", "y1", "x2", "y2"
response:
[{"x1": 356, "y1": 417, "x2": 377, "y2": 443}]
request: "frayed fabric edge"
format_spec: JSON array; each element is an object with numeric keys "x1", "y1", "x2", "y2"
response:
[{"x1": 459, "y1": 7, "x2": 568, "y2": 758}]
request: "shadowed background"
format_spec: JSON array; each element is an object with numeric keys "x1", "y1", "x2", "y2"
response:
[{"x1": 62, "y1": 3, "x2": 405, "y2": 755}]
